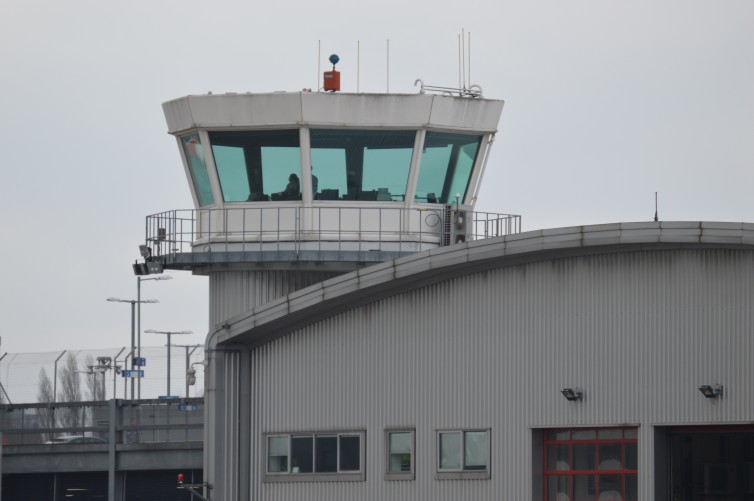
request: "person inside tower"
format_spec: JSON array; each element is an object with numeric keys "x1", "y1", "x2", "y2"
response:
[
  {"x1": 345, "y1": 170, "x2": 359, "y2": 200},
  {"x1": 282, "y1": 173, "x2": 300, "y2": 200}
]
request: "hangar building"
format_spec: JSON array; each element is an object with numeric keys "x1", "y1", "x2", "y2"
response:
[{"x1": 145, "y1": 84, "x2": 754, "y2": 501}]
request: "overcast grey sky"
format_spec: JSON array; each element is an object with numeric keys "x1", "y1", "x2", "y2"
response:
[{"x1": 1, "y1": 0, "x2": 752, "y2": 355}]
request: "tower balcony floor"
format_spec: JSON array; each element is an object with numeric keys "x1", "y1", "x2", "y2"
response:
[{"x1": 144, "y1": 206, "x2": 521, "y2": 272}]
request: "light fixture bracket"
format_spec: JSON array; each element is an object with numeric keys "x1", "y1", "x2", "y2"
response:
[{"x1": 561, "y1": 388, "x2": 584, "y2": 402}]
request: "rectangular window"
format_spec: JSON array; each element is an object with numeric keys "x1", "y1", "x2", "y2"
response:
[
  {"x1": 310, "y1": 129, "x2": 416, "y2": 201},
  {"x1": 264, "y1": 431, "x2": 364, "y2": 482},
  {"x1": 436, "y1": 429, "x2": 490, "y2": 480},
  {"x1": 385, "y1": 429, "x2": 415, "y2": 480},
  {"x1": 544, "y1": 427, "x2": 638, "y2": 501},
  {"x1": 415, "y1": 131, "x2": 482, "y2": 204},
  {"x1": 209, "y1": 130, "x2": 301, "y2": 202}
]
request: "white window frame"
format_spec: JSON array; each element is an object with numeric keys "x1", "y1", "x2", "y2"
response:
[
  {"x1": 435, "y1": 428, "x2": 491, "y2": 480},
  {"x1": 263, "y1": 430, "x2": 366, "y2": 483},
  {"x1": 384, "y1": 428, "x2": 416, "y2": 480}
]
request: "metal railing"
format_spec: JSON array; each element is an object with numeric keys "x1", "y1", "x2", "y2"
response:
[
  {"x1": 145, "y1": 206, "x2": 521, "y2": 259},
  {"x1": 0, "y1": 398, "x2": 203, "y2": 446}
]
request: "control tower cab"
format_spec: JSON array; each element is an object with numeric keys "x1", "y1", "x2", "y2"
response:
[{"x1": 145, "y1": 89, "x2": 519, "y2": 276}]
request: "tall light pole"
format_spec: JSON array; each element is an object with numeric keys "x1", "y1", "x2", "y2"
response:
[
  {"x1": 137, "y1": 275, "x2": 172, "y2": 399},
  {"x1": 145, "y1": 330, "x2": 192, "y2": 397},
  {"x1": 174, "y1": 344, "x2": 201, "y2": 397},
  {"x1": 107, "y1": 297, "x2": 158, "y2": 399}
]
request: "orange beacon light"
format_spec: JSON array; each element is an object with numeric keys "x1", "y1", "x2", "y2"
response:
[{"x1": 323, "y1": 53, "x2": 341, "y2": 92}]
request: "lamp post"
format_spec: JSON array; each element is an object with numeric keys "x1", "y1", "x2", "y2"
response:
[
  {"x1": 137, "y1": 275, "x2": 172, "y2": 399},
  {"x1": 53, "y1": 350, "x2": 67, "y2": 403},
  {"x1": 174, "y1": 344, "x2": 201, "y2": 397},
  {"x1": 107, "y1": 297, "x2": 158, "y2": 400},
  {"x1": 145, "y1": 330, "x2": 192, "y2": 397}
]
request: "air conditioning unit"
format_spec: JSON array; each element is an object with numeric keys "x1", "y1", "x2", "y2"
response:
[{"x1": 443, "y1": 206, "x2": 468, "y2": 246}]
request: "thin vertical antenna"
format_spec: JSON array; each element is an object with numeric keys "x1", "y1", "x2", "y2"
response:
[
  {"x1": 461, "y1": 28, "x2": 466, "y2": 89},
  {"x1": 468, "y1": 32, "x2": 471, "y2": 86},
  {"x1": 357, "y1": 40, "x2": 360, "y2": 93},
  {"x1": 654, "y1": 192, "x2": 659, "y2": 222},
  {"x1": 458, "y1": 34, "x2": 462, "y2": 89},
  {"x1": 317, "y1": 40, "x2": 321, "y2": 90},
  {"x1": 387, "y1": 39, "x2": 390, "y2": 93}
]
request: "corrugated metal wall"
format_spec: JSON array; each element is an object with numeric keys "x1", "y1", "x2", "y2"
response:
[
  {"x1": 209, "y1": 271, "x2": 340, "y2": 327},
  {"x1": 214, "y1": 248, "x2": 754, "y2": 500}
]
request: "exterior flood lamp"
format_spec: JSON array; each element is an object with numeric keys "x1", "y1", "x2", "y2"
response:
[
  {"x1": 698, "y1": 384, "x2": 723, "y2": 398},
  {"x1": 561, "y1": 388, "x2": 583, "y2": 401}
]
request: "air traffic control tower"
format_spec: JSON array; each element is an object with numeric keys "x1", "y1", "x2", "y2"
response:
[
  {"x1": 147, "y1": 82, "x2": 519, "y2": 322},
  {"x1": 139, "y1": 74, "x2": 520, "y2": 498}
]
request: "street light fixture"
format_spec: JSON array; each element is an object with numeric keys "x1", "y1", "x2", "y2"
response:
[
  {"x1": 174, "y1": 344, "x2": 201, "y2": 397},
  {"x1": 145, "y1": 330, "x2": 192, "y2": 397},
  {"x1": 107, "y1": 297, "x2": 158, "y2": 400},
  {"x1": 137, "y1": 275, "x2": 172, "y2": 399}
]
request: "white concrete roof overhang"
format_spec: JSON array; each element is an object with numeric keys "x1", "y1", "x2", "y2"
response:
[
  {"x1": 163, "y1": 92, "x2": 504, "y2": 134},
  {"x1": 212, "y1": 221, "x2": 754, "y2": 349}
]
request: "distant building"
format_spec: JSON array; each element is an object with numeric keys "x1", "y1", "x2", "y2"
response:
[{"x1": 146, "y1": 86, "x2": 754, "y2": 501}]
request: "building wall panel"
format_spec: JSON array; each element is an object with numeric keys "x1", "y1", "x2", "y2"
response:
[
  {"x1": 209, "y1": 271, "x2": 338, "y2": 327},
  {"x1": 212, "y1": 248, "x2": 753, "y2": 500}
]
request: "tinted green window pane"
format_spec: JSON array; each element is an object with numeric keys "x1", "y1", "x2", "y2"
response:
[
  {"x1": 213, "y1": 145, "x2": 248, "y2": 201},
  {"x1": 362, "y1": 146, "x2": 412, "y2": 200},
  {"x1": 439, "y1": 432, "x2": 461, "y2": 469},
  {"x1": 209, "y1": 130, "x2": 300, "y2": 202},
  {"x1": 623, "y1": 428, "x2": 638, "y2": 439},
  {"x1": 447, "y1": 142, "x2": 478, "y2": 201},
  {"x1": 310, "y1": 129, "x2": 414, "y2": 201},
  {"x1": 310, "y1": 148, "x2": 346, "y2": 199},
  {"x1": 315, "y1": 435, "x2": 337, "y2": 472},
  {"x1": 464, "y1": 431, "x2": 488, "y2": 470},
  {"x1": 339, "y1": 435, "x2": 360, "y2": 471},
  {"x1": 547, "y1": 444, "x2": 570, "y2": 471},
  {"x1": 415, "y1": 132, "x2": 482, "y2": 204},
  {"x1": 262, "y1": 147, "x2": 301, "y2": 200},
  {"x1": 182, "y1": 134, "x2": 215, "y2": 206}
]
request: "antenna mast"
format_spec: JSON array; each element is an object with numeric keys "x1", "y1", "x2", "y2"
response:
[
  {"x1": 386, "y1": 39, "x2": 390, "y2": 93},
  {"x1": 357, "y1": 40, "x2": 361, "y2": 93}
]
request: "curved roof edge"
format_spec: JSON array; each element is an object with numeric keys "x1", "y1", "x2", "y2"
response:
[{"x1": 211, "y1": 221, "x2": 754, "y2": 348}]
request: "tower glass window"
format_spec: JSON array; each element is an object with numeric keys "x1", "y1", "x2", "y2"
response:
[
  {"x1": 181, "y1": 134, "x2": 215, "y2": 206},
  {"x1": 208, "y1": 130, "x2": 301, "y2": 202},
  {"x1": 415, "y1": 131, "x2": 482, "y2": 204},
  {"x1": 544, "y1": 427, "x2": 638, "y2": 501},
  {"x1": 310, "y1": 129, "x2": 415, "y2": 201}
]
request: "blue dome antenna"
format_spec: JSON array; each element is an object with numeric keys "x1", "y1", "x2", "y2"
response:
[{"x1": 329, "y1": 54, "x2": 340, "y2": 68}]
